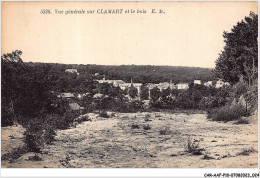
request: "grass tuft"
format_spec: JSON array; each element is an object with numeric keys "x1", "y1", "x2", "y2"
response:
[
  {"x1": 185, "y1": 137, "x2": 204, "y2": 155},
  {"x1": 159, "y1": 126, "x2": 171, "y2": 135},
  {"x1": 99, "y1": 111, "x2": 109, "y2": 118},
  {"x1": 237, "y1": 148, "x2": 256, "y2": 156},
  {"x1": 28, "y1": 154, "x2": 42, "y2": 161},
  {"x1": 143, "y1": 124, "x2": 151, "y2": 130},
  {"x1": 131, "y1": 123, "x2": 140, "y2": 129}
]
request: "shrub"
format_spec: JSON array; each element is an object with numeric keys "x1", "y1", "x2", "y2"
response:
[
  {"x1": 185, "y1": 137, "x2": 203, "y2": 155},
  {"x1": 24, "y1": 119, "x2": 45, "y2": 152},
  {"x1": 24, "y1": 116, "x2": 56, "y2": 152},
  {"x1": 111, "y1": 112, "x2": 116, "y2": 117},
  {"x1": 245, "y1": 81, "x2": 258, "y2": 113},
  {"x1": 207, "y1": 104, "x2": 246, "y2": 122},
  {"x1": 99, "y1": 110, "x2": 109, "y2": 118},
  {"x1": 54, "y1": 111, "x2": 80, "y2": 130},
  {"x1": 199, "y1": 96, "x2": 218, "y2": 110},
  {"x1": 144, "y1": 114, "x2": 151, "y2": 122},
  {"x1": 144, "y1": 118, "x2": 150, "y2": 122},
  {"x1": 237, "y1": 147, "x2": 256, "y2": 156},
  {"x1": 28, "y1": 154, "x2": 42, "y2": 161},
  {"x1": 75, "y1": 115, "x2": 91, "y2": 123},
  {"x1": 131, "y1": 123, "x2": 139, "y2": 129},
  {"x1": 1, "y1": 147, "x2": 27, "y2": 162},
  {"x1": 81, "y1": 115, "x2": 91, "y2": 121},
  {"x1": 234, "y1": 117, "x2": 250, "y2": 124},
  {"x1": 159, "y1": 126, "x2": 171, "y2": 135},
  {"x1": 143, "y1": 124, "x2": 151, "y2": 130},
  {"x1": 43, "y1": 124, "x2": 56, "y2": 144},
  {"x1": 145, "y1": 114, "x2": 151, "y2": 118},
  {"x1": 231, "y1": 78, "x2": 247, "y2": 99},
  {"x1": 60, "y1": 154, "x2": 73, "y2": 168},
  {"x1": 155, "y1": 114, "x2": 162, "y2": 117},
  {"x1": 202, "y1": 152, "x2": 214, "y2": 160},
  {"x1": 114, "y1": 100, "x2": 144, "y2": 113}
]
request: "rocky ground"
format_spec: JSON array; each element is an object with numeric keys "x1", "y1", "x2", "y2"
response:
[{"x1": 1, "y1": 112, "x2": 258, "y2": 168}]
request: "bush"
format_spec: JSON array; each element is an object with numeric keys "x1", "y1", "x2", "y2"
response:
[
  {"x1": 111, "y1": 112, "x2": 116, "y2": 117},
  {"x1": 185, "y1": 137, "x2": 203, "y2": 155},
  {"x1": 53, "y1": 112, "x2": 76, "y2": 130},
  {"x1": 28, "y1": 154, "x2": 43, "y2": 161},
  {"x1": 23, "y1": 110, "x2": 80, "y2": 153},
  {"x1": 81, "y1": 115, "x2": 91, "y2": 121},
  {"x1": 202, "y1": 152, "x2": 214, "y2": 160},
  {"x1": 237, "y1": 147, "x2": 256, "y2": 156},
  {"x1": 234, "y1": 117, "x2": 250, "y2": 124},
  {"x1": 145, "y1": 114, "x2": 151, "y2": 118},
  {"x1": 143, "y1": 124, "x2": 151, "y2": 130},
  {"x1": 231, "y1": 78, "x2": 247, "y2": 99},
  {"x1": 115, "y1": 100, "x2": 144, "y2": 113},
  {"x1": 24, "y1": 119, "x2": 45, "y2": 152},
  {"x1": 24, "y1": 116, "x2": 57, "y2": 152},
  {"x1": 1, "y1": 147, "x2": 27, "y2": 162},
  {"x1": 199, "y1": 96, "x2": 218, "y2": 110},
  {"x1": 245, "y1": 81, "x2": 258, "y2": 113},
  {"x1": 131, "y1": 123, "x2": 140, "y2": 129},
  {"x1": 144, "y1": 118, "x2": 150, "y2": 122},
  {"x1": 144, "y1": 113, "x2": 151, "y2": 121},
  {"x1": 155, "y1": 114, "x2": 162, "y2": 117},
  {"x1": 99, "y1": 110, "x2": 109, "y2": 118},
  {"x1": 43, "y1": 124, "x2": 56, "y2": 144},
  {"x1": 75, "y1": 115, "x2": 91, "y2": 123},
  {"x1": 159, "y1": 126, "x2": 171, "y2": 135},
  {"x1": 207, "y1": 104, "x2": 246, "y2": 122}
]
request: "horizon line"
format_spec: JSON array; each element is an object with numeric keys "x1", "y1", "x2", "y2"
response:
[{"x1": 26, "y1": 61, "x2": 215, "y2": 69}]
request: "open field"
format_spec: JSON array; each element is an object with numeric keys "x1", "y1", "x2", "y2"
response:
[{"x1": 1, "y1": 112, "x2": 258, "y2": 168}]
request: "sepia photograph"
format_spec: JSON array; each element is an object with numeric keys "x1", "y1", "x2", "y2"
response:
[{"x1": 1, "y1": 1, "x2": 258, "y2": 171}]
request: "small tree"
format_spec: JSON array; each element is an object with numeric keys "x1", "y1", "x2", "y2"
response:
[
  {"x1": 161, "y1": 87, "x2": 171, "y2": 102},
  {"x1": 150, "y1": 87, "x2": 161, "y2": 101},
  {"x1": 140, "y1": 84, "x2": 149, "y2": 100},
  {"x1": 129, "y1": 85, "x2": 138, "y2": 99}
]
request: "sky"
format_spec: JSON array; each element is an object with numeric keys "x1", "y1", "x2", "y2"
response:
[{"x1": 1, "y1": 1, "x2": 258, "y2": 68}]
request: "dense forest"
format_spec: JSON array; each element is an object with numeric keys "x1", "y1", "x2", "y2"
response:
[{"x1": 27, "y1": 62, "x2": 214, "y2": 84}]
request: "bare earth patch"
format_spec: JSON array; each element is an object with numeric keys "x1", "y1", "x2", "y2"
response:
[{"x1": 1, "y1": 112, "x2": 258, "y2": 168}]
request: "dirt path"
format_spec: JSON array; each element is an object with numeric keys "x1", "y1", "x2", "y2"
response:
[{"x1": 1, "y1": 112, "x2": 258, "y2": 168}]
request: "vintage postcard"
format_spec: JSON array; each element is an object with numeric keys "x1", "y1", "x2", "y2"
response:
[{"x1": 1, "y1": 1, "x2": 258, "y2": 173}]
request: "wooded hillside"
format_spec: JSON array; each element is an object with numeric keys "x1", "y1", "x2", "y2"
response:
[{"x1": 27, "y1": 62, "x2": 214, "y2": 84}]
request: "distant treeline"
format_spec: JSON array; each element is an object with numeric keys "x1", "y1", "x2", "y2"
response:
[{"x1": 27, "y1": 62, "x2": 214, "y2": 84}]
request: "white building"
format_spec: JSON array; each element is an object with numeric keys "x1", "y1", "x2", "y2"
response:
[
  {"x1": 65, "y1": 69, "x2": 79, "y2": 75},
  {"x1": 157, "y1": 82, "x2": 169, "y2": 91},
  {"x1": 96, "y1": 78, "x2": 113, "y2": 84},
  {"x1": 118, "y1": 83, "x2": 131, "y2": 90},
  {"x1": 147, "y1": 83, "x2": 157, "y2": 90},
  {"x1": 204, "y1": 81, "x2": 213, "y2": 87},
  {"x1": 57, "y1": 92, "x2": 74, "y2": 98},
  {"x1": 113, "y1": 80, "x2": 125, "y2": 87},
  {"x1": 156, "y1": 82, "x2": 177, "y2": 91},
  {"x1": 215, "y1": 80, "x2": 230, "y2": 88},
  {"x1": 194, "y1": 80, "x2": 201, "y2": 85},
  {"x1": 177, "y1": 83, "x2": 189, "y2": 90}
]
